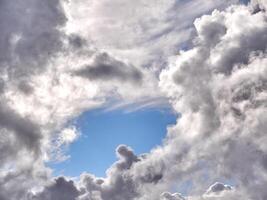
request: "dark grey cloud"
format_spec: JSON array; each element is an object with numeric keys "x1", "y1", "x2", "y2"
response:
[
  {"x1": 74, "y1": 53, "x2": 143, "y2": 84},
  {"x1": 0, "y1": 0, "x2": 66, "y2": 78},
  {"x1": 0, "y1": 1, "x2": 70, "y2": 199},
  {"x1": 68, "y1": 35, "x2": 86, "y2": 49},
  {"x1": 31, "y1": 177, "x2": 79, "y2": 200},
  {"x1": 0, "y1": 104, "x2": 41, "y2": 150},
  {"x1": 252, "y1": 0, "x2": 267, "y2": 10}
]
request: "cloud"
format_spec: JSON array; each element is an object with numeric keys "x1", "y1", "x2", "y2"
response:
[
  {"x1": 161, "y1": 182, "x2": 241, "y2": 200},
  {"x1": 0, "y1": 0, "x2": 66, "y2": 77},
  {"x1": 30, "y1": 177, "x2": 79, "y2": 200},
  {"x1": 74, "y1": 52, "x2": 143, "y2": 84},
  {"x1": 65, "y1": 0, "x2": 237, "y2": 70},
  {"x1": 158, "y1": 1, "x2": 267, "y2": 199},
  {"x1": 161, "y1": 192, "x2": 186, "y2": 200},
  {"x1": 205, "y1": 182, "x2": 232, "y2": 196},
  {"x1": 252, "y1": 0, "x2": 267, "y2": 10},
  {"x1": 0, "y1": 0, "x2": 267, "y2": 200}
]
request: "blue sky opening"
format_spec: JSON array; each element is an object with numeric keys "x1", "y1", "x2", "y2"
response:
[{"x1": 50, "y1": 108, "x2": 177, "y2": 177}]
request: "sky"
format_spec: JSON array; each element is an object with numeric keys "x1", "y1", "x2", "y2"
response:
[
  {"x1": 1, "y1": 0, "x2": 267, "y2": 200},
  {"x1": 50, "y1": 108, "x2": 177, "y2": 177}
]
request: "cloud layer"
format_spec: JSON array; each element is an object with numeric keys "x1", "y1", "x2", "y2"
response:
[{"x1": 0, "y1": 0, "x2": 267, "y2": 200}]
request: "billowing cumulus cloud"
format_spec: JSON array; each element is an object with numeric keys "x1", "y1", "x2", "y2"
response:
[
  {"x1": 158, "y1": 1, "x2": 267, "y2": 199},
  {"x1": 0, "y1": 0, "x2": 267, "y2": 200}
]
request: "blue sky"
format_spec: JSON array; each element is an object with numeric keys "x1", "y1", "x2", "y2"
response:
[{"x1": 50, "y1": 108, "x2": 177, "y2": 177}]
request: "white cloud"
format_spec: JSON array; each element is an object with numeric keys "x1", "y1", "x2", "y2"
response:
[
  {"x1": 59, "y1": 127, "x2": 79, "y2": 145},
  {"x1": 64, "y1": 0, "x2": 238, "y2": 70}
]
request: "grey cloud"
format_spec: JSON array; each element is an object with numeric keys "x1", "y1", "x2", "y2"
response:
[
  {"x1": 0, "y1": 105, "x2": 41, "y2": 148},
  {"x1": 74, "y1": 53, "x2": 143, "y2": 84},
  {"x1": 205, "y1": 182, "x2": 232, "y2": 195},
  {"x1": 161, "y1": 192, "x2": 186, "y2": 200},
  {"x1": 156, "y1": 1, "x2": 267, "y2": 200},
  {"x1": 194, "y1": 12, "x2": 227, "y2": 47},
  {"x1": 0, "y1": 102, "x2": 42, "y2": 167},
  {"x1": 68, "y1": 34, "x2": 88, "y2": 49},
  {"x1": 0, "y1": 167, "x2": 49, "y2": 200},
  {"x1": 57, "y1": 145, "x2": 141, "y2": 200},
  {"x1": 0, "y1": 0, "x2": 66, "y2": 78},
  {"x1": 29, "y1": 1, "x2": 267, "y2": 200},
  {"x1": 17, "y1": 80, "x2": 34, "y2": 94},
  {"x1": 162, "y1": 182, "x2": 242, "y2": 200},
  {"x1": 99, "y1": 145, "x2": 141, "y2": 200},
  {"x1": 67, "y1": 0, "x2": 237, "y2": 72},
  {"x1": 31, "y1": 177, "x2": 79, "y2": 200},
  {"x1": 54, "y1": 145, "x2": 165, "y2": 200},
  {"x1": 115, "y1": 145, "x2": 141, "y2": 170},
  {"x1": 252, "y1": 0, "x2": 267, "y2": 10},
  {"x1": 0, "y1": 0, "x2": 70, "y2": 199},
  {"x1": 194, "y1": 6, "x2": 267, "y2": 75}
]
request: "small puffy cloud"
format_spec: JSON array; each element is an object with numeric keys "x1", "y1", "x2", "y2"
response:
[
  {"x1": 161, "y1": 192, "x2": 186, "y2": 200},
  {"x1": 58, "y1": 127, "x2": 79, "y2": 145},
  {"x1": 205, "y1": 182, "x2": 232, "y2": 196}
]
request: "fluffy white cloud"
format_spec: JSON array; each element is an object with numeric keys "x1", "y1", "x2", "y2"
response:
[{"x1": 158, "y1": 1, "x2": 267, "y2": 199}]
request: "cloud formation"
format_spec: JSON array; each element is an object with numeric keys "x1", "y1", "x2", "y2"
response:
[
  {"x1": 158, "y1": 1, "x2": 267, "y2": 199},
  {"x1": 65, "y1": 0, "x2": 238, "y2": 70},
  {"x1": 0, "y1": 0, "x2": 267, "y2": 200},
  {"x1": 74, "y1": 52, "x2": 143, "y2": 84}
]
